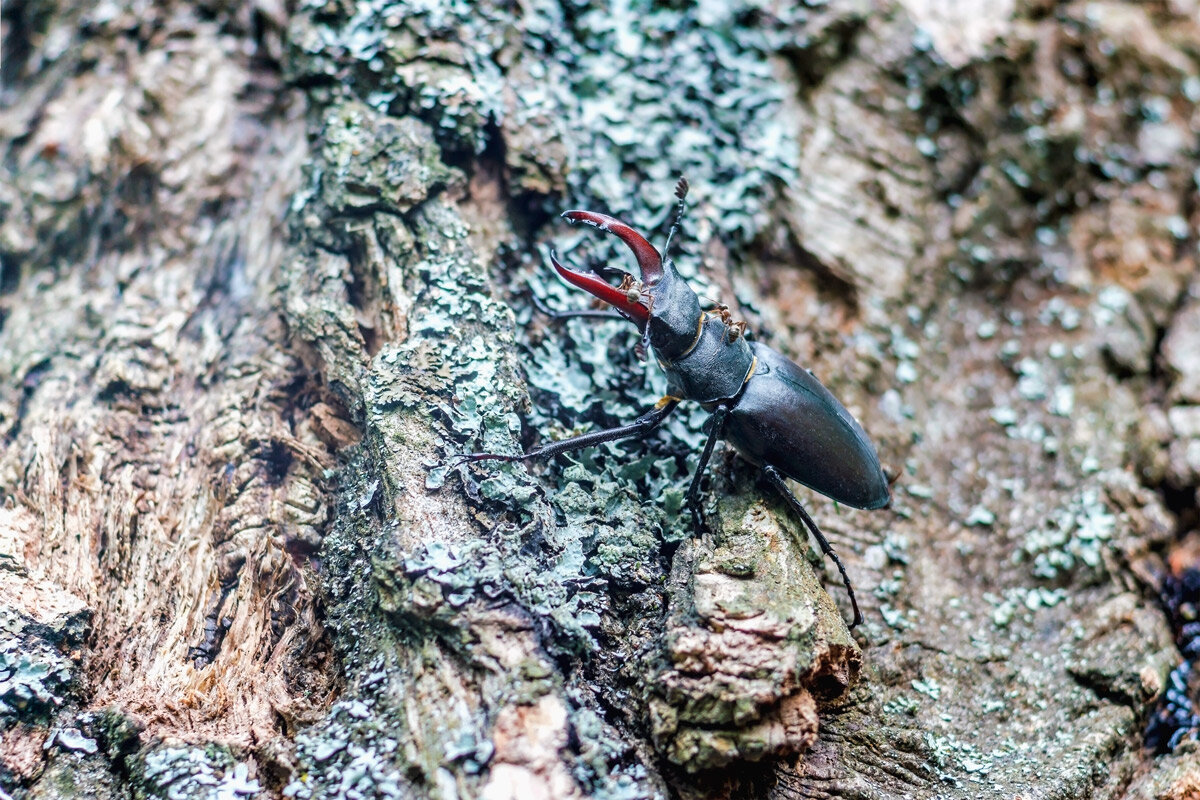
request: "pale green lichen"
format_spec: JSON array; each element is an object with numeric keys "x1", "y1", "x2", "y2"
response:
[
  {"x1": 1017, "y1": 485, "x2": 1118, "y2": 580},
  {"x1": 138, "y1": 746, "x2": 259, "y2": 800},
  {"x1": 0, "y1": 608, "x2": 78, "y2": 724},
  {"x1": 282, "y1": 0, "x2": 868, "y2": 792},
  {"x1": 283, "y1": 697, "x2": 420, "y2": 800}
]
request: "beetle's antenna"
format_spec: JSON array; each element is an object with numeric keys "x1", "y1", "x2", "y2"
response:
[{"x1": 662, "y1": 176, "x2": 689, "y2": 259}]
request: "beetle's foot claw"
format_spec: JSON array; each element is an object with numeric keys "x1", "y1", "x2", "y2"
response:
[{"x1": 447, "y1": 453, "x2": 506, "y2": 470}]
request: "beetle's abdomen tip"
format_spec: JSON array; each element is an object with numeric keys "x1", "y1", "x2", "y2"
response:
[
  {"x1": 868, "y1": 487, "x2": 892, "y2": 511},
  {"x1": 871, "y1": 464, "x2": 899, "y2": 510},
  {"x1": 859, "y1": 470, "x2": 892, "y2": 510}
]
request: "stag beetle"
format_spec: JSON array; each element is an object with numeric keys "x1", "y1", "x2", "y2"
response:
[{"x1": 457, "y1": 179, "x2": 889, "y2": 628}]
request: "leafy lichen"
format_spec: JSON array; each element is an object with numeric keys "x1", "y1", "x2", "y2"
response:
[
  {"x1": 282, "y1": 0, "x2": 875, "y2": 792},
  {"x1": 136, "y1": 746, "x2": 260, "y2": 800},
  {"x1": 0, "y1": 608, "x2": 79, "y2": 725}
]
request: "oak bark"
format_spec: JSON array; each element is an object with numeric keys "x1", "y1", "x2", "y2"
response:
[{"x1": 2, "y1": 1, "x2": 1199, "y2": 799}]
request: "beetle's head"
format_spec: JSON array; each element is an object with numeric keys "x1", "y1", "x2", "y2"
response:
[{"x1": 553, "y1": 210, "x2": 702, "y2": 359}]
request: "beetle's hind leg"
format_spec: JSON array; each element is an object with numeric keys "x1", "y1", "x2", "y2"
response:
[
  {"x1": 684, "y1": 404, "x2": 730, "y2": 536},
  {"x1": 761, "y1": 465, "x2": 864, "y2": 629},
  {"x1": 453, "y1": 398, "x2": 680, "y2": 468}
]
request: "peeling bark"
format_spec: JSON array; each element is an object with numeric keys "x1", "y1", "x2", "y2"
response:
[{"x1": 2, "y1": 0, "x2": 1200, "y2": 798}]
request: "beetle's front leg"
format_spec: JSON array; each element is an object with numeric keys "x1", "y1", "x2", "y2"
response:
[
  {"x1": 529, "y1": 290, "x2": 629, "y2": 322},
  {"x1": 684, "y1": 403, "x2": 730, "y2": 535},
  {"x1": 527, "y1": 291, "x2": 653, "y2": 361},
  {"x1": 453, "y1": 398, "x2": 681, "y2": 468}
]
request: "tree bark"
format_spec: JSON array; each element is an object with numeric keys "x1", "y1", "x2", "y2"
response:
[{"x1": 2, "y1": 0, "x2": 1199, "y2": 798}]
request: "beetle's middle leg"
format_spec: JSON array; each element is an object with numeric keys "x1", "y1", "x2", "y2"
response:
[
  {"x1": 684, "y1": 403, "x2": 730, "y2": 535},
  {"x1": 761, "y1": 464, "x2": 864, "y2": 629},
  {"x1": 454, "y1": 398, "x2": 680, "y2": 467}
]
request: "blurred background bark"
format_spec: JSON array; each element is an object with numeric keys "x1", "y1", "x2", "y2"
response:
[{"x1": 1, "y1": 0, "x2": 1199, "y2": 798}]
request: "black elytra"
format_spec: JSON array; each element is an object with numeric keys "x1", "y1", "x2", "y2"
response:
[{"x1": 456, "y1": 179, "x2": 890, "y2": 628}]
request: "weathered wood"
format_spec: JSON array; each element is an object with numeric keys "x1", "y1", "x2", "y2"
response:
[{"x1": 2, "y1": 0, "x2": 1199, "y2": 798}]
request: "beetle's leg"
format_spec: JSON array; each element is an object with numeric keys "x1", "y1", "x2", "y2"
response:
[
  {"x1": 761, "y1": 464, "x2": 864, "y2": 629},
  {"x1": 528, "y1": 291, "x2": 651, "y2": 361},
  {"x1": 454, "y1": 398, "x2": 680, "y2": 467},
  {"x1": 529, "y1": 290, "x2": 628, "y2": 321},
  {"x1": 549, "y1": 251, "x2": 651, "y2": 329},
  {"x1": 684, "y1": 404, "x2": 730, "y2": 535}
]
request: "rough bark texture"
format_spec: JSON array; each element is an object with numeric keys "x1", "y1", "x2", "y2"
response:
[{"x1": 2, "y1": 0, "x2": 1199, "y2": 798}]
